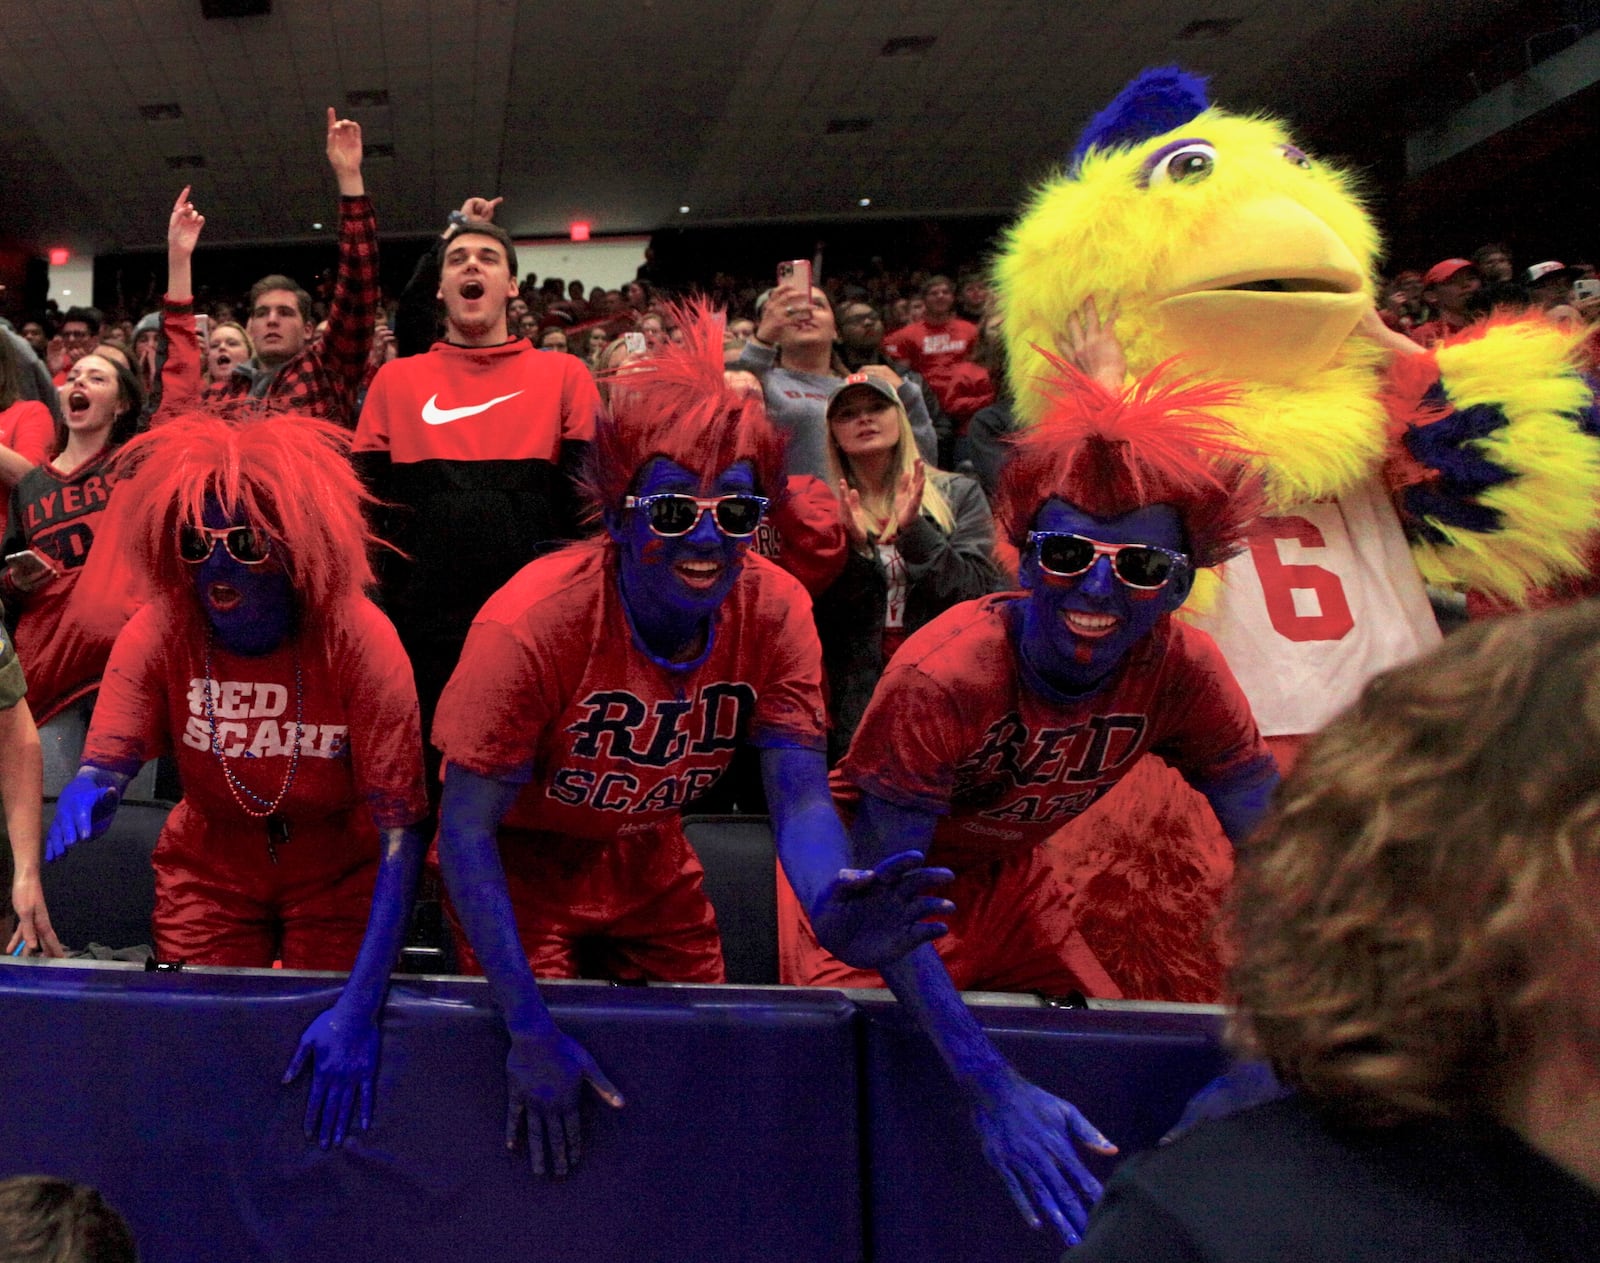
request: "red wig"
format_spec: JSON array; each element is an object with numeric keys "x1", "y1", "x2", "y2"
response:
[
  {"x1": 586, "y1": 300, "x2": 785, "y2": 518},
  {"x1": 106, "y1": 411, "x2": 379, "y2": 618},
  {"x1": 996, "y1": 359, "x2": 1265, "y2": 568}
]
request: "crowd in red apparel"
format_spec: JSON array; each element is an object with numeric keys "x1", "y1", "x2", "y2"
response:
[
  {"x1": 8, "y1": 260, "x2": 1007, "y2": 453},
  {"x1": 1, "y1": 110, "x2": 1597, "y2": 997},
  {"x1": 1378, "y1": 244, "x2": 1600, "y2": 352}
]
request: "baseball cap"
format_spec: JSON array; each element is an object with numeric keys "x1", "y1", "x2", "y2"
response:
[
  {"x1": 826, "y1": 373, "x2": 899, "y2": 416},
  {"x1": 1525, "y1": 260, "x2": 1576, "y2": 285},
  {"x1": 1422, "y1": 259, "x2": 1476, "y2": 287}
]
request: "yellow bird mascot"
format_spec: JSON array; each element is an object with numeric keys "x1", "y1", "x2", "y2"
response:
[{"x1": 995, "y1": 67, "x2": 1599, "y2": 1000}]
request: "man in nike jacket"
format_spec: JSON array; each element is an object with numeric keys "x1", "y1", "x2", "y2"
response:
[{"x1": 354, "y1": 211, "x2": 603, "y2": 747}]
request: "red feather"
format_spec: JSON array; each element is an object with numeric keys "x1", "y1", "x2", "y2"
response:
[
  {"x1": 996, "y1": 358, "x2": 1266, "y2": 568},
  {"x1": 586, "y1": 300, "x2": 785, "y2": 517}
]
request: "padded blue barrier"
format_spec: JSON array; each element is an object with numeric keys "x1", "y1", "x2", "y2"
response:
[
  {"x1": 0, "y1": 964, "x2": 862, "y2": 1263},
  {"x1": 858, "y1": 995, "x2": 1229, "y2": 1263}
]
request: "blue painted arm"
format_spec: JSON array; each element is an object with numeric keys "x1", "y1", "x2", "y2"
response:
[
  {"x1": 435, "y1": 764, "x2": 622, "y2": 1177},
  {"x1": 759, "y1": 744, "x2": 953, "y2": 970},
  {"x1": 282, "y1": 822, "x2": 425, "y2": 1147},
  {"x1": 854, "y1": 791, "x2": 1116, "y2": 1247},
  {"x1": 44, "y1": 764, "x2": 130, "y2": 861},
  {"x1": 1192, "y1": 759, "x2": 1279, "y2": 848}
]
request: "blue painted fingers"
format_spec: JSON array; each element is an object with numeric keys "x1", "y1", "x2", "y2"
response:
[
  {"x1": 504, "y1": 1030, "x2": 624, "y2": 1178},
  {"x1": 968, "y1": 1072, "x2": 1117, "y2": 1247},
  {"x1": 44, "y1": 771, "x2": 122, "y2": 861},
  {"x1": 282, "y1": 1005, "x2": 382, "y2": 1149},
  {"x1": 810, "y1": 849, "x2": 956, "y2": 971}
]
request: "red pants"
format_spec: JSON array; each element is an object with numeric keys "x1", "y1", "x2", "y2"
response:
[
  {"x1": 152, "y1": 802, "x2": 379, "y2": 970},
  {"x1": 785, "y1": 743, "x2": 1301, "y2": 1001},
  {"x1": 445, "y1": 822, "x2": 725, "y2": 983},
  {"x1": 779, "y1": 847, "x2": 1122, "y2": 997}
]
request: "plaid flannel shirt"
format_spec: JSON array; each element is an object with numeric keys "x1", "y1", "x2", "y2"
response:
[{"x1": 204, "y1": 194, "x2": 378, "y2": 429}]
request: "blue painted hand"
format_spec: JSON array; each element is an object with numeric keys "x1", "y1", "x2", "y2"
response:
[
  {"x1": 809, "y1": 850, "x2": 955, "y2": 971},
  {"x1": 505, "y1": 1029, "x2": 625, "y2": 1177},
  {"x1": 45, "y1": 767, "x2": 124, "y2": 861},
  {"x1": 283, "y1": 1004, "x2": 382, "y2": 1148},
  {"x1": 966, "y1": 1068, "x2": 1117, "y2": 1247}
]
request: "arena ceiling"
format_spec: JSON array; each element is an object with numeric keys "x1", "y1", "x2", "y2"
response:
[{"x1": 0, "y1": 0, "x2": 1526, "y2": 255}]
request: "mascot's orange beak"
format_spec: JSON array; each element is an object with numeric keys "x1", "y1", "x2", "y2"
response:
[{"x1": 1155, "y1": 195, "x2": 1367, "y2": 384}]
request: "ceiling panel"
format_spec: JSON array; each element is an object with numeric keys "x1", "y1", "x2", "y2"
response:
[{"x1": 0, "y1": 0, "x2": 1535, "y2": 254}]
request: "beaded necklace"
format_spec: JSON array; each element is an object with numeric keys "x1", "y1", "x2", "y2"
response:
[{"x1": 202, "y1": 632, "x2": 305, "y2": 834}]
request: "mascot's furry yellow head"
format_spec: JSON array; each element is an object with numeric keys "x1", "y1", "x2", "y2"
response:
[
  {"x1": 997, "y1": 68, "x2": 1597, "y2": 605},
  {"x1": 998, "y1": 67, "x2": 1392, "y2": 509}
]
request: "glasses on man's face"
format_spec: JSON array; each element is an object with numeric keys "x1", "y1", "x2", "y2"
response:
[
  {"x1": 842, "y1": 311, "x2": 881, "y2": 326},
  {"x1": 623, "y1": 493, "x2": 769, "y2": 539},
  {"x1": 1027, "y1": 531, "x2": 1188, "y2": 590},
  {"x1": 178, "y1": 524, "x2": 274, "y2": 566}
]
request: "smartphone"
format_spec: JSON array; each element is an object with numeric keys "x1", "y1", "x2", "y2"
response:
[
  {"x1": 623, "y1": 332, "x2": 647, "y2": 355},
  {"x1": 1573, "y1": 278, "x2": 1600, "y2": 302},
  {"x1": 4, "y1": 549, "x2": 58, "y2": 584},
  {"x1": 195, "y1": 313, "x2": 211, "y2": 345},
  {"x1": 778, "y1": 259, "x2": 812, "y2": 296}
]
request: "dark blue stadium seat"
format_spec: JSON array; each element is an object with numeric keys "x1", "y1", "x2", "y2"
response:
[
  {"x1": 682, "y1": 813, "x2": 778, "y2": 985},
  {"x1": 37, "y1": 798, "x2": 170, "y2": 951}
]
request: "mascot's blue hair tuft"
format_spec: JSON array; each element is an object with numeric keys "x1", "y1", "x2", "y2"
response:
[{"x1": 1071, "y1": 65, "x2": 1211, "y2": 163}]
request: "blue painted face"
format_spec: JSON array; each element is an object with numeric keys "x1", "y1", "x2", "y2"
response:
[
  {"x1": 611, "y1": 457, "x2": 759, "y2": 659},
  {"x1": 1015, "y1": 499, "x2": 1193, "y2": 695},
  {"x1": 190, "y1": 499, "x2": 295, "y2": 656}
]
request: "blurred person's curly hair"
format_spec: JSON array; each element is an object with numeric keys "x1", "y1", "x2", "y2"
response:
[
  {"x1": 1228, "y1": 602, "x2": 1600, "y2": 1127},
  {"x1": 0, "y1": 1175, "x2": 137, "y2": 1263}
]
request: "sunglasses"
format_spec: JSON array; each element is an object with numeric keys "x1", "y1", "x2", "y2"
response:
[
  {"x1": 1027, "y1": 531, "x2": 1187, "y2": 590},
  {"x1": 178, "y1": 524, "x2": 274, "y2": 566},
  {"x1": 623, "y1": 493, "x2": 770, "y2": 539}
]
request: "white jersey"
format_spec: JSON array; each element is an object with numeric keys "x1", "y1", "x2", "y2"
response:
[{"x1": 1189, "y1": 479, "x2": 1441, "y2": 736}]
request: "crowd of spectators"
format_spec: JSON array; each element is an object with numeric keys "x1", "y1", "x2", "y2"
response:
[
  {"x1": 2, "y1": 106, "x2": 1599, "y2": 1261},
  {"x1": 6, "y1": 188, "x2": 1599, "y2": 794},
  {"x1": 1378, "y1": 243, "x2": 1600, "y2": 346},
  {"x1": 0, "y1": 108, "x2": 1593, "y2": 877}
]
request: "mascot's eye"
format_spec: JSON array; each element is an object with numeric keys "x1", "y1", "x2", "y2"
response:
[
  {"x1": 1280, "y1": 144, "x2": 1313, "y2": 170},
  {"x1": 1145, "y1": 142, "x2": 1217, "y2": 187}
]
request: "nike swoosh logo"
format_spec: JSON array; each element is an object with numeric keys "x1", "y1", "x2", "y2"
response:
[{"x1": 421, "y1": 390, "x2": 524, "y2": 425}]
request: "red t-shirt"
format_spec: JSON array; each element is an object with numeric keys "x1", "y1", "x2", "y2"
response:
[
  {"x1": 883, "y1": 316, "x2": 979, "y2": 406},
  {"x1": 833, "y1": 594, "x2": 1270, "y2": 867},
  {"x1": 85, "y1": 596, "x2": 427, "y2": 832},
  {"x1": 433, "y1": 542, "x2": 827, "y2": 841},
  {"x1": 353, "y1": 337, "x2": 599, "y2": 463},
  {"x1": 0, "y1": 400, "x2": 53, "y2": 537},
  {"x1": 1, "y1": 448, "x2": 125, "y2": 722}
]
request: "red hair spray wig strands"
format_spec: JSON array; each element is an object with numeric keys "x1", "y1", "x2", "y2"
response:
[
  {"x1": 107, "y1": 411, "x2": 380, "y2": 619},
  {"x1": 586, "y1": 300, "x2": 785, "y2": 517},
  {"x1": 996, "y1": 358, "x2": 1265, "y2": 568}
]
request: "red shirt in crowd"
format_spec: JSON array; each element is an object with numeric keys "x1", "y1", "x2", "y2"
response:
[
  {"x1": 0, "y1": 447, "x2": 127, "y2": 723},
  {"x1": 85, "y1": 596, "x2": 427, "y2": 840},
  {"x1": 833, "y1": 594, "x2": 1271, "y2": 869},
  {"x1": 884, "y1": 315, "x2": 979, "y2": 413},
  {"x1": 433, "y1": 542, "x2": 827, "y2": 843},
  {"x1": 0, "y1": 399, "x2": 55, "y2": 536},
  {"x1": 162, "y1": 194, "x2": 379, "y2": 428}
]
